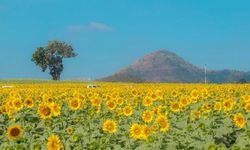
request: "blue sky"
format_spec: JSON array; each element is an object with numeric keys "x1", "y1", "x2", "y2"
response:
[{"x1": 0, "y1": 0, "x2": 250, "y2": 79}]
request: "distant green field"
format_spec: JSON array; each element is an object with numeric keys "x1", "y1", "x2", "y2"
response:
[{"x1": 0, "y1": 79, "x2": 93, "y2": 84}]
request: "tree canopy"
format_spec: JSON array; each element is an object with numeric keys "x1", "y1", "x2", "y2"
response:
[{"x1": 32, "y1": 40, "x2": 77, "y2": 80}]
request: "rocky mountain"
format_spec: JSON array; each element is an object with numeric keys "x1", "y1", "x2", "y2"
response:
[{"x1": 100, "y1": 50, "x2": 250, "y2": 83}]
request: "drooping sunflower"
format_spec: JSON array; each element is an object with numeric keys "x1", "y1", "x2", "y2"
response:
[
  {"x1": 234, "y1": 113, "x2": 246, "y2": 128},
  {"x1": 130, "y1": 123, "x2": 142, "y2": 139},
  {"x1": 38, "y1": 103, "x2": 52, "y2": 119},
  {"x1": 142, "y1": 110, "x2": 154, "y2": 123},
  {"x1": 47, "y1": 134, "x2": 63, "y2": 150},
  {"x1": 7, "y1": 124, "x2": 23, "y2": 140},
  {"x1": 102, "y1": 119, "x2": 117, "y2": 134}
]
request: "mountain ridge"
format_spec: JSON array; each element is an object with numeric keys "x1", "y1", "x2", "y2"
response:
[{"x1": 100, "y1": 50, "x2": 250, "y2": 83}]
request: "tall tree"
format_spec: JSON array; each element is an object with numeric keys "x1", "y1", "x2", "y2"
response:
[{"x1": 32, "y1": 40, "x2": 77, "y2": 80}]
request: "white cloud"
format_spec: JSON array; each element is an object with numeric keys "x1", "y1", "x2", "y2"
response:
[
  {"x1": 88, "y1": 22, "x2": 114, "y2": 31},
  {"x1": 68, "y1": 22, "x2": 114, "y2": 32}
]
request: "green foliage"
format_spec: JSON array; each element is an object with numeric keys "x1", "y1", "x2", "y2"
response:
[
  {"x1": 31, "y1": 40, "x2": 77, "y2": 80},
  {"x1": 237, "y1": 78, "x2": 247, "y2": 84}
]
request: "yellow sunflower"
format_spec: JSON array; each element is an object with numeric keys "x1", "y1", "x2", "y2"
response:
[
  {"x1": 170, "y1": 101, "x2": 181, "y2": 113},
  {"x1": 102, "y1": 119, "x2": 117, "y2": 134},
  {"x1": 123, "y1": 106, "x2": 133, "y2": 117},
  {"x1": 142, "y1": 96, "x2": 153, "y2": 107},
  {"x1": 234, "y1": 113, "x2": 246, "y2": 128},
  {"x1": 51, "y1": 102, "x2": 61, "y2": 116},
  {"x1": 106, "y1": 100, "x2": 116, "y2": 110},
  {"x1": 142, "y1": 110, "x2": 154, "y2": 123},
  {"x1": 38, "y1": 103, "x2": 52, "y2": 119},
  {"x1": 223, "y1": 99, "x2": 234, "y2": 112},
  {"x1": 214, "y1": 102, "x2": 222, "y2": 111},
  {"x1": 141, "y1": 125, "x2": 151, "y2": 140},
  {"x1": 244, "y1": 103, "x2": 250, "y2": 113},
  {"x1": 47, "y1": 134, "x2": 63, "y2": 150},
  {"x1": 90, "y1": 97, "x2": 102, "y2": 107},
  {"x1": 156, "y1": 114, "x2": 170, "y2": 132},
  {"x1": 69, "y1": 98, "x2": 81, "y2": 111},
  {"x1": 116, "y1": 98, "x2": 124, "y2": 106},
  {"x1": 66, "y1": 127, "x2": 74, "y2": 135},
  {"x1": 7, "y1": 124, "x2": 23, "y2": 140},
  {"x1": 13, "y1": 98, "x2": 23, "y2": 111},
  {"x1": 25, "y1": 98, "x2": 34, "y2": 108},
  {"x1": 130, "y1": 123, "x2": 142, "y2": 139}
]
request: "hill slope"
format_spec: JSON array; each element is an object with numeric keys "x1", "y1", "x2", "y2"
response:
[{"x1": 100, "y1": 50, "x2": 250, "y2": 83}]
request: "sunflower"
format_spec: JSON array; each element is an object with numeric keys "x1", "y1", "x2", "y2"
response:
[
  {"x1": 13, "y1": 98, "x2": 23, "y2": 111},
  {"x1": 69, "y1": 98, "x2": 81, "y2": 111},
  {"x1": 90, "y1": 97, "x2": 102, "y2": 107},
  {"x1": 155, "y1": 90, "x2": 163, "y2": 100},
  {"x1": 170, "y1": 101, "x2": 181, "y2": 113},
  {"x1": 47, "y1": 134, "x2": 63, "y2": 150},
  {"x1": 66, "y1": 127, "x2": 74, "y2": 135},
  {"x1": 141, "y1": 125, "x2": 151, "y2": 140},
  {"x1": 142, "y1": 110, "x2": 154, "y2": 123},
  {"x1": 244, "y1": 103, "x2": 250, "y2": 113},
  {"x1": 156, "y1": 114, "x2": 170, "y2": 132},
  {"x1": 150, "y1": 93, "x2": 158, "y2": 101},
  {"x1": 171, "y1": 90, "x2": 178, "y2": 98},
  {"x1": 223, "y1": 99, "x2": 234, "y2": 112},
  {"x1": 106, "y1": 100, "x2": 116, "y2": 110},
  {"x1": 116, "y1": 108, "x2": 123, "y2": 116},
  {"x1": 25, "y1": 98, "x2": 34, "y2": 108},
  {"x1": 234, "y1": 113, "x2": 246, "y2": 128},
  {"x1": 102, "y1": 119, "x2": 117, "y2": 134},
  {"x1": 116, "y1": 97, "x2": 124, "y2": 106},
  {"x1": 191, "y1": 109, "x2": 201, "y2": 120},
  {"x1": 214, "y1": 102, "x2": 222, "y2": 111},
  {"x1": 51, "y1": 102, "x2": 61, "y2": 116},
  {"x1": 130, "y1": 123, "x2": 142, "y2": 139},
  {"x1": 131, "y1": 89, "x2": 138, "y2": 96},
  {"x1": 38, "y1": 103, "x2": 52, "y2": 119},
  {"x1": 191, "y1": 89, "x2": 199, "y2": 99},
  {"x1": 123, "y1": 106, "x2": 133, "y2": 117},
  {"x1": 180, "y1": 97, "x2": 190, "y2": 108},
  {"x1": 7, "y1": 124, "x2": 23, "y2": 140},
  {"x1": 142, "y1": 96, "x2": 153, "y2": 107}
]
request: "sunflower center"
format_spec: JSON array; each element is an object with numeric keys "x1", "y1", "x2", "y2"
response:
[
  {"x1": 43, "y1": 107, "x2": 51, "y2": 116},
  {"x1": 10, "y1": 127, "x2": 20, "y2": 137}
]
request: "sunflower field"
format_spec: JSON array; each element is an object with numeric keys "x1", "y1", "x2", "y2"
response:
[{"x1": 0, "y1": 83, "x2": 250, "y2": 150}]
